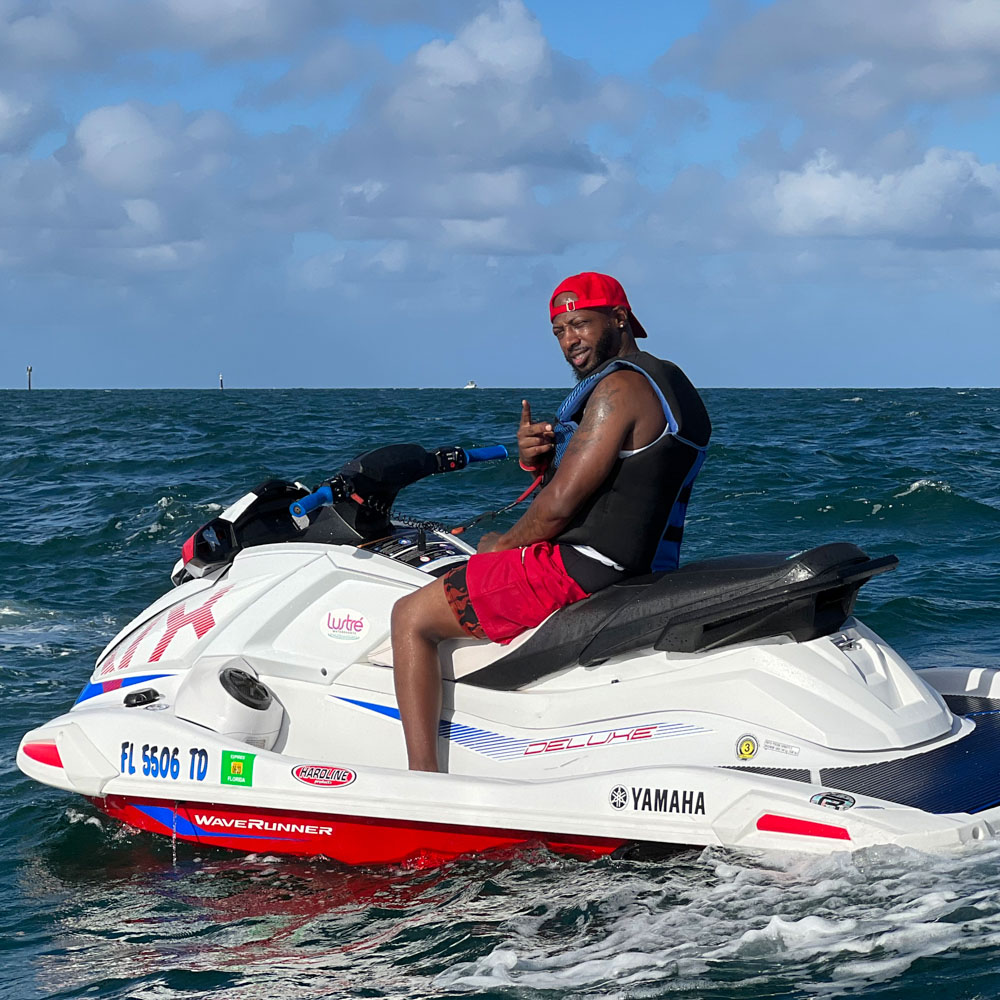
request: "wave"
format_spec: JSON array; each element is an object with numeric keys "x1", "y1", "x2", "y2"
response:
[
  {"x1": 894, "y1": 479, "x2": 953, "y2": 498},
  {"x1": 436, "y1": 843, "x2": 1000, "y2": 997},
  {"x1": 5, "y1": 388, "x2": 1000, "y2": 999}
]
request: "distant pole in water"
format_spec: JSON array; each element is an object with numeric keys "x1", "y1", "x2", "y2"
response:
[
  {"x1": 26, "y1": 365, "x2": 32, "y2": 390},
  {"x1": 219, "y1": 372, "x2": 224, "y2": 390}
]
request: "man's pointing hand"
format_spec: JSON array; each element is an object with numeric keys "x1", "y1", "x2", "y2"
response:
[{"x1": 517, "y1": 399, "x2": 554, "y2": 472}]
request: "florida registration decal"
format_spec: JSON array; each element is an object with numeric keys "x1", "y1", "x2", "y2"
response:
[{"x1": 221, "y1": 750, "x2": 256, "y2": 787}]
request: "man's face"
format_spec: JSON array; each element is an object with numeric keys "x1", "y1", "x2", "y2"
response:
[{"x1": 551, "y1": 300, "x2": 621, "y2": 380}]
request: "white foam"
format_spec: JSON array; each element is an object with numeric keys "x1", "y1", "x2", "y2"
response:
[
  {"x1": 895, "y1": 479, "x2": 952, "y2": 498},
  {"x1": 64, "y1": 808, "x2": 104, "y2": 829},
  {"x1": 436, "y1": 842, "x2": 1000, "y2": 996}
]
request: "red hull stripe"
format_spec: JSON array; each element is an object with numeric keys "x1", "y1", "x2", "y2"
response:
[
  {"x1": 92, "y1": 795, "x2": 626, "y2": 866},
  {"x1": 756, "y1": 813, "x2": 850, "y2": 841},
  {"x1": 23, "y1": 742, "x2": 63, "y2": 768}
]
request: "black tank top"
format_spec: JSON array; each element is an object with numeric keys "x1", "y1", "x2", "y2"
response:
[{"x1": 553, "y1": 352, "x2": 711, "y2": 578}]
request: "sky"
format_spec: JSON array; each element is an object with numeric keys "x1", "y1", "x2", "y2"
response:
[{"x1": 2, "y1": 0, "x2": 999, "y2": 388}]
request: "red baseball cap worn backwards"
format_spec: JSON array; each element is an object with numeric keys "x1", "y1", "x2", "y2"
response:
[{"x1": 549, "y1": 272, "x2": 648, "y2": 338}]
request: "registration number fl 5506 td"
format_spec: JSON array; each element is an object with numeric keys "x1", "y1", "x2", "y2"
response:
[{"x1": 120, "y1": 741, "x2": 208, "y2": 781}]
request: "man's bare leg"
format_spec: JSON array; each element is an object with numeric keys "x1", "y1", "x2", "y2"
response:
[{"x1": 391, "y1": 577, "x2": 469, "y2": 772}]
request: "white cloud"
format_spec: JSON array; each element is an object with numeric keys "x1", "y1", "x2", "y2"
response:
[
  {"x1": 2, "y1": 7, "x2": 82, "y2": 64},
  {"x1": 757, "y1": 148, "x2": 1000, "y2": 245},
  {"x1": 0, "y1": 88, "x2": 58, "y2": 152},
  {"x1": 124, "y1": 238, "x2": 206, "y2": 270},
  {"x1": 76, "y1": 104, "x2": 175, "y2": 193},
  {"x1": 160, "y1": 0, "x2": 286, "y2": 48},
  {"x1": 657, "y1": 0, "x2": 1000, "y2": 159},
  {"x1": 0, "y1": 0, "x2": 680, "y2": 273},
  {"x1": 2, "y1": 0, "x2": 999, "y2": 390},
  {"x1": 248, "y1": 37, "x2": 385, "y2": 105},
  {"x1": 122, "y1": 197, "x2": 162, "y2": 232},
  {"x1": 414, "y1": 0, "x2": 546, "y2": 85},
  {"x1": 370, "y1": 240, "x2": 408, "y2": 272},
  {"x1": 314, "y1": 0, "x2": 663, "y2": 255},
  {"x1": 0, "y1": 0, "x2": 477, "y2": 71},
  {"x1": 294, "y1": 248, "x2": 346, "y2": 289}
]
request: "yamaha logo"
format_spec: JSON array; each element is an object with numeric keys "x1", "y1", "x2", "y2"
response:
[{"x1": 609, "y1": 785, "x2": 629, "y2": 810}]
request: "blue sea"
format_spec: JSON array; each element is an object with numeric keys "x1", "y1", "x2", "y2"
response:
[{"x1": 3, "y1": 387, "x2": 1000, "y2": 1000}]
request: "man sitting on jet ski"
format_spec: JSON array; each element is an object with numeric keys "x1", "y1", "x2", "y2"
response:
[{"x1": 391, "y1": 272, "x2": 712, "y2": 771}]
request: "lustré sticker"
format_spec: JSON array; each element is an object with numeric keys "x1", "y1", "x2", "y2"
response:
[
  {"x1": 221, "y1": 749, "x2": 256, "y2": 787},
  {"x1": 292, "y1": 764, "x2": 356, "y2": 787},
  {"x1": 322, "y1": 609, "x2": 369, "y2": 642}
]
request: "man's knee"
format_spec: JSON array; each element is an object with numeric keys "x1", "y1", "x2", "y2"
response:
[
  {"x1": 391, "y1": 584, "x2": 451, "y2": 644},
  {"x1": 390, "y1": 591, "x2": 418, "y2": 638}
]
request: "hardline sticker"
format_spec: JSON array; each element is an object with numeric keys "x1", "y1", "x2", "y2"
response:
[{"x1": 292, "y1": 764, "x2": 356, "y2": 787}]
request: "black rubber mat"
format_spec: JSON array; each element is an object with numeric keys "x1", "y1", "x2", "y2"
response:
[
  {"x1": 725, "y1": 766, "x2": 811, "y2": 782},
  {"x1": 820, "y1": 696, "x2": 1000, "y2": 815}
]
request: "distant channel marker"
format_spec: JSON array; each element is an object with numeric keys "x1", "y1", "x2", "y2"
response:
[{"x1": 26, "y1": 365, "x2": 32, "y2": 390}]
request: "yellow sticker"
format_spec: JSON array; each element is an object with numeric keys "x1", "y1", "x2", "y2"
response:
[{"x1": 737, "y1": 735, "x2": 758, "y2": 760}]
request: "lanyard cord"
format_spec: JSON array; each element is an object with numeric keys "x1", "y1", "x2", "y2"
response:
[{"x1": 450, "y1": 474, "x2": 543, "y2": 535}]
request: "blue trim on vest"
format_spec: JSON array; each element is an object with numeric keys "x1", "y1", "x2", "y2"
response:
[
  {"x1": 553, "y1": 360, "x2": 678, "y2": 468},
  {"x1": 552, "y1": 359, "x2": 707, "y2": 572},
  {"x1": 652, "y1": 449, "x2": 706, "y2": 572}
]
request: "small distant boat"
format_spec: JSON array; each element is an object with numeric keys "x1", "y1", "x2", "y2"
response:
[{"x1": 463, "y1": 380, "x2": 478, "y2": 390}]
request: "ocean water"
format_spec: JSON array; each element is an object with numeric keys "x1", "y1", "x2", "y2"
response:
[{"x1": 2, "y1": 386, "x2": 1000, "y2": 1000}]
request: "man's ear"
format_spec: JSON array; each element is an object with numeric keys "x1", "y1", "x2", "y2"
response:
[{"x1": 612, "y1": 305, "x2": 629, "y2": 328}]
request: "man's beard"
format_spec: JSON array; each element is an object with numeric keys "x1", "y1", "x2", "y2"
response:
[{"x1": 568, "y1": 326, "x2": 616, "y2": 381}]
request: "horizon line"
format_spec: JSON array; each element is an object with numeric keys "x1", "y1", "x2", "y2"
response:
[{"x1": 0, "y1": 384, "x2": 996, "y2": 392}]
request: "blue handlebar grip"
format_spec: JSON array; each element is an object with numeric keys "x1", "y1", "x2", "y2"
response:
[
  {"x1": 464, "y1": 445, "x2": 508, "y2": 463},
  {"x1": 290, "y1": 485, "x2": 333, "y2": 518}
]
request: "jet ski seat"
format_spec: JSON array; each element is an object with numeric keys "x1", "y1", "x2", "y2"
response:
[{"x1": 460, "y1": 542, "x2": 897, "y2": 691}]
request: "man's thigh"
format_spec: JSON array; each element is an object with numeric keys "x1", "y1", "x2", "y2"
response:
[{"x1": 395, "y1": 571, "x2": 476, "y2": 643}]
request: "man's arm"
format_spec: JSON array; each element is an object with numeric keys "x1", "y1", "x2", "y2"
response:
[{"x1": 480, "y1": 371, "x2": 646, "y2": 552}]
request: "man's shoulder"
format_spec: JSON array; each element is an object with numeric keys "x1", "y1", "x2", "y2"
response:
[
  {"x1": 591, "y1": 352, "x2": 676, "y2": 392},
  {"x1": 585, "y1": 367, "x2": 660, "y2": 411},
  {"x1": 592, "y1": 367, "x2": 657, "y2": 391},
  {"x1": 628, "y1": 351, "x2": 683, "y2": 375}
]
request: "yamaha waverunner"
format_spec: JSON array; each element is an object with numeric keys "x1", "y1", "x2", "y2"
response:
[{"x1": 17, "y1": 441, "x2": 1000, "y2": 864}]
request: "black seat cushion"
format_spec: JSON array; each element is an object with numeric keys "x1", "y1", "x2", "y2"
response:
[{"x1": 461, "y1": 543, "x2": 896, "y2": 690}]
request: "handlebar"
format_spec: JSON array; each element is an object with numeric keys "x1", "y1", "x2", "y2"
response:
[
  {"x1": 290, "y1": 484, "x2": 333, "y2": 518},
  {"x1": 288, "y1": 444, "x2": 508, "y2": 520},
  {"x1": 465, "y1": 445, "x2": 508, "y2": 463}
]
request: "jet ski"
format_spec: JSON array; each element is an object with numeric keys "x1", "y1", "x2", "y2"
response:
[{"x1": 17, "y1": 441, "x2": 1000, "y2": 864}]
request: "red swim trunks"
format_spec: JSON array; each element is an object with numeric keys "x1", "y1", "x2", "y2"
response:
[{"x1": 442, "y1": 542, "x2": 589, "y2": 645}]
